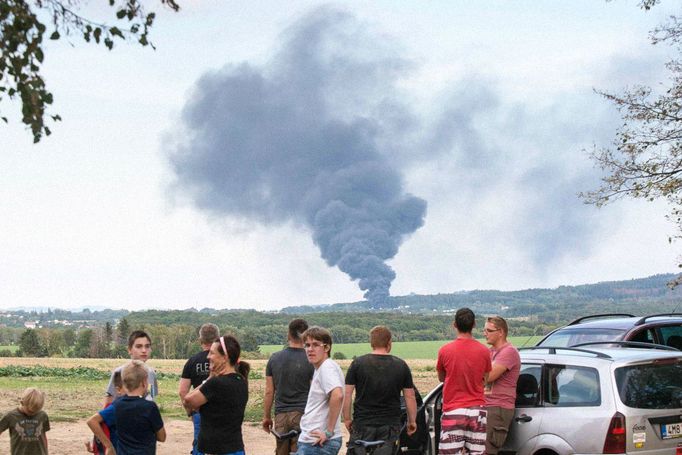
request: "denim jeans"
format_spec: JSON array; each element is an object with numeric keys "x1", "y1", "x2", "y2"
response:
[
  {"x1": 192, "y1": 412, "x2": 204, "y2": 455},
  {"x1": 204, "y1": 451, "x2": 245, "y2": 455},
  {"x1": 295, "y1": 438, "x2": 342, "y2": 455}
]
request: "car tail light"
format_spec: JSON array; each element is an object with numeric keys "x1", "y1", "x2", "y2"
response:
[
  {"x1": 603, "y1": 412, "x2": 626, "y2": 454},
  {"x1": 677, "y1": 443, "x2": 682, "y2": 455}
]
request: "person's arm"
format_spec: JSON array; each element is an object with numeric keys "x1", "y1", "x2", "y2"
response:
[
  {"x1": 183, "y1": 385, "x2": 208, "y2": 412},
  {"x1": 262, "y1": 375, "x2": 274, "y2": 433},
  {"x1": 178, "y1": 378, "x2": 191, "y2": 402},
  {"x1": 438, "y1": 368, "x2": 446, "y2": 382},
  {"x1": 86, "y1": 413, "x2": 116, "y2": 454},
  {"x1": 403, "y1": 387, "x2": 418, "y2": 436},
  {"x1": 41, "y1": 432, "x2": 48, "y2": 452},
  {"x1": 342, "y1": 384, "x2": 355, "y2": 433},
  {"x1": 103, "y1": 369, "x2": 117, "y2": 407},
  {"x1": 487, "y1": 362, "x2": 508, "y2": 383},
  {"x1": 156, "y1": 426, "x2": 167, "y2": 442}
]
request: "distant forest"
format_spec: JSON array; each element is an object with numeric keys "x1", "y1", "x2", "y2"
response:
[{"x1": 1, "y1": 273, "x2": 680, "y2": 359}]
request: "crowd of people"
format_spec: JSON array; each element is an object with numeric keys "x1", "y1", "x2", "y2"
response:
[{"x1": 0, "y1": 308, "x2": 520, "y2": 455}]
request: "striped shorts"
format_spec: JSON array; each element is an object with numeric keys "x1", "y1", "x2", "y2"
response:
[{"x1": 439, "y1": 406, "x2": 487, "y2": 455}]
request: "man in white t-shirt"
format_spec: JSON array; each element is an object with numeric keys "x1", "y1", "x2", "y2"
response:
[{"x1": 296, "y1": 326, "x2": 344, "y2": 455}]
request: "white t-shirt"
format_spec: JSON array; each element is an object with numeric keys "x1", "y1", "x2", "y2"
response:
[{"x1": 299, "y1": 358, "x2": 344, "y2": 443}]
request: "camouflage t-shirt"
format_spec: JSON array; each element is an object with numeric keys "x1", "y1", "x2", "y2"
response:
[{"x1": 0, "y1": 408, "x2": 50, "y2": 455}]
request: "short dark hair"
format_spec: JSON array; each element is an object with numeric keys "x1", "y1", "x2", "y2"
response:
[
  {"x1": 302, "y1": 326, "x2": 333, "y2": 356},
  {"x1": 128, "y1": 330, "x2": 151, "y2": 349},
  {"x1": 370, "y1": 326, "x2": 391, "y2": 349},
  {"x1": 454, "y1": 308, "x2": 476, "y2": 333},
  {"x1": 288, "y1": 319, "x2": 309, "y2": 342}
]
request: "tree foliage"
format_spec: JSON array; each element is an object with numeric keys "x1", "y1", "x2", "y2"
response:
[
  {"x1": 582, "y1": 3, "x2": 682, "y2": 242},
  {"x1": 0, "y1": 0, "x2": 179, "y2": 142}
]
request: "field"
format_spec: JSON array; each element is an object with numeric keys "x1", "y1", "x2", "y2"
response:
[
  {"x1": 0, "y1": 345, "x2": 18, "y2": 353},
  {"x1": 0, "y1": 356, "x2": 441, "y2": 424},
  {"x1": 260, "y1": 336, "x2": 542, "y2": 359}
]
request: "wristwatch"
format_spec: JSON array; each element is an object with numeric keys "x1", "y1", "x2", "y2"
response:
[{"x1": 324, "y1": 430, "x2": 334, "y2": 439}]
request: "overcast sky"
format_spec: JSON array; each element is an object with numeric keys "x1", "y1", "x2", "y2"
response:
[{"x1": 2, "y1": 1, "x2": 680, "y2": 311}]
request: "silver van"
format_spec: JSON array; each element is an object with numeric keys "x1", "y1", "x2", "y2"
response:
[{"x1": 411, "y1": 346, "x2": 682, "y2": 455}]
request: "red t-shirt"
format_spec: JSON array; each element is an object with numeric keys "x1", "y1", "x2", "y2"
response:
[{"x1": 437, "y1": 337, "x2": 492, "y2": 411}]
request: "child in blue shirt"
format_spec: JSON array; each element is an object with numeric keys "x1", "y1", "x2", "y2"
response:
[{"x1": 87, "y1": 360, "x2": 166, "y2": 454}]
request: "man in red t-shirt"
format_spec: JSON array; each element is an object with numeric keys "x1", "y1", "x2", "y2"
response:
[
  {"x1": 436, "y1": 308, "x2": 491, "y2": 455},
  {"x1": 484, "y1": 316, "x2": 520, "y2": 455}
]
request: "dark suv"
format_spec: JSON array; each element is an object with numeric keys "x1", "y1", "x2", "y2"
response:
[{"x1": 536, "y1": 313, "x2": 682, "y2": 349}]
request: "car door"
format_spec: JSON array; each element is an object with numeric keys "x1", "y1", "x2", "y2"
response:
[{"x1": 502, "y1": 362, "x2": 544, "y2": 455}]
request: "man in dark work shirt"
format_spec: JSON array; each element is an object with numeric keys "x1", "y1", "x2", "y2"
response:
[
  {"x1": 178, "y1": 323, "x2": 220, "y2": 455},
  {"x1": 343, "y1": 326, "x2": 418, "y2": 455},
  {"x1": 262, "y1": 318, "x2": 314, "y2": 455}
]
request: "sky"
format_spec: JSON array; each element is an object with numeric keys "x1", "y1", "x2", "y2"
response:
[{"x1": 2, "y1": 1, "x2": 681, "y2": 311}]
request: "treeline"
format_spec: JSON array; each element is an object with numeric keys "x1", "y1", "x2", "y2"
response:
[{"x1": 2, "y1": 312, "x2": 553, "y2": 359}]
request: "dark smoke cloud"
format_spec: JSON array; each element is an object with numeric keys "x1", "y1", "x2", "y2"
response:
[{"x1": 168, "y1": 6, "x2": 426, "y2": 304}]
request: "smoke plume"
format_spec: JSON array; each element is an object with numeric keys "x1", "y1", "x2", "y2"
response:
[{"x1": 168, "y1": 7, "x2": 426, "y2": 304}]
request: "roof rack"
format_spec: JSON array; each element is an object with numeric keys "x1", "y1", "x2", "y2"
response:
[
  {"x1": 572, "y1": 341, "x2": 680, "y2": 351},
  {"x1": 567, "y1": 313, "x2": 635, "y2": 326},
  {"x1": 519, "y1": 346, "x2": 612, "y2": 359},
  {"x1": 633, "y1": 313, "x2": 682, "y2": 326}
]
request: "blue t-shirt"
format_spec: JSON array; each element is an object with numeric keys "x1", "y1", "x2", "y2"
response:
[
  {"x1": 100, "y1": 395, "x2": 163, "y2": 454},
  {"x1": 98, "y1": 405, "x2": 119, "y2": 451}
]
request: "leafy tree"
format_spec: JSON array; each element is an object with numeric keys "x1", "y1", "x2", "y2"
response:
[
  {"x1": 0, "y1": 0, "x2": 179, "y2": 143},
  {"x1": 74, "y1": 328, "x2": 93, "y2": 358},
  {"x1": 582, "y1": 1, "x2": 682, "y2": 283},
  {"x1": 19, "y1": 328, "x2": 45, "y2": 356},
  {"x1": 117, "y1": 317, "x2": 130, "y2": 345}
]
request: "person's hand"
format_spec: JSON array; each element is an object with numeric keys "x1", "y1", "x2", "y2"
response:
[
  {"x1": 310, "y1": 429, "x2": 327, "y2": 446},
  {"x1": 344, "y1": 419, "x2": 353, "y2": 433},
  {"x1": 84, "y1": 440, "x2": 95, "y2": 453},
  {"x1": 262, "y1": 417, "x2": 273, "y2": 433},
  {"x1": 407, "y1": 420, "x2": 417, "y2": 436},
  {"x1": 104, "y1": 445, "x2": 117, "y2": 455}
]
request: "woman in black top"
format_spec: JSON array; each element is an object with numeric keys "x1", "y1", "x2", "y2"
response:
[{"x1": 183, "y1": 334, "x2": 250, "y2": 455}]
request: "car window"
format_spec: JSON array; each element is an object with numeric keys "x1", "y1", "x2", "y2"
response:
[
  {"x1": 628, "y1": 328, "x2": 655, "y2": 344},
  {"x1": 658, "y1": 325, "x2": 682, "y2": 349},
  {"x1": 515, "y1": 363, "x2": 541, "y2": 407},
  {"x1": 539, "y1": 328, "x2": 625, "y2": 347},
  {"x1": 544, "y1": 365, "x2": 601, "y2": 407},
  {"x1": 615, "y1": 359, "x2": 682, "y2": 409}
]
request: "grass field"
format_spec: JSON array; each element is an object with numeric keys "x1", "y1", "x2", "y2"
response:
[
  {"x1": 0, "y1": 345, "x2": 18, "y2": 353},
  {"x1": 260, "y1": 336, "x2": 541, "y2": 359}
]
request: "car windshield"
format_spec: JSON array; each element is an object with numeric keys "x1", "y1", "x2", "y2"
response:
[
  {"x1": 615, "y1": 360, "x2": 682, "y2": 409},
  {"x1": 538, "y1": 328, "x2": 626, "y2": 347}
]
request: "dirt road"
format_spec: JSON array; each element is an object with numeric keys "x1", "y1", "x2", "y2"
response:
[{"x1": 1, "y1": 418, "x2": 351, "y2": 454}]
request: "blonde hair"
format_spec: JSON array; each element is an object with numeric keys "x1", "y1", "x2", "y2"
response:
[
  {"x1": 20, "y1": 388, "x2": 45, "y2": 415},
  {"x1": 122, "y1": 360, "x2": 148, "y2": 391}
]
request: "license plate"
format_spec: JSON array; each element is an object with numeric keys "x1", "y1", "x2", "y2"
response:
[{"x1": 662, "y1": 422, "x2": 682, "y2": 439}]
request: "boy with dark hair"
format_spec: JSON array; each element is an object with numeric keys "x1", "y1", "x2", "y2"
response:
[
  {"x1": 104, "y1": 330, "x2": 158, "y2": 406},
  {"x1": 262, "y1": 318, "x2": 314, "y2": 455},
  {"x1": 87, "y1": 360, "x2": 166, "y2": 454},
  {"x1": 343, "y1": 326, "x2": 417, "y2": 455},
  {"x1": 436, "y1": 308, "x2": 491, "y2": 455}
]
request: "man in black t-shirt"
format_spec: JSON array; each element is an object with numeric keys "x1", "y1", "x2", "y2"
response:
[
  {"x1": 343, "y1": 326, "x2": 418, "y2": 455},
  {"x1": 262, "y1": 318, "x2": 314, "y2": 455},
  {"x1": 178, "y1": 323, "x2": 220, "y2": 455}
]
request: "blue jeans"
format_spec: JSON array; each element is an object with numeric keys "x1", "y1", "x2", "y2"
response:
[
  {"x1": 296, "y1": 439, "x2": 342, "y2": 455},
  {"x1": 192, "y1": 412, "x2": 204, "y2": 455},
  {"x1": 205, "y1": 452, "x2": 244, "y2": 455}
]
